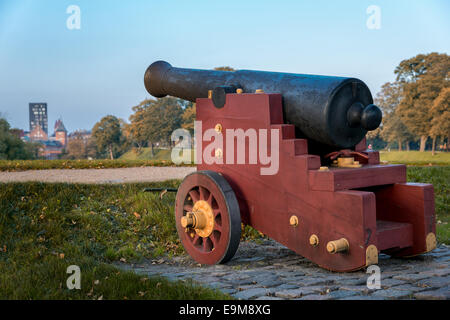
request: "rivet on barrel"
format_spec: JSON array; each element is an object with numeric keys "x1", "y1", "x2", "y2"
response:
[
  {"x1": 255, "y1": 89, "x2": 264, "y2": 93},
  {"x1": 327, "y1": 238, "x2": 349, "y2": 254},
  {"x1": 236, "y1": 88, "x2": 243, "y2": 94}
]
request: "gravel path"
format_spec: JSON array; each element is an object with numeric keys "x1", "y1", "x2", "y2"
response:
[
  {"x1": 0, "y1": 167, "x2": 196, "y2": 184},
  {"x1": 119, "y1": 240, "x2": 450, "y2": 300}
]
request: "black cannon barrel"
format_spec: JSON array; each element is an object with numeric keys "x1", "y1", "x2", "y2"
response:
[{"x1": 144, "y1": 61, "x2": 381, "y2": 149}]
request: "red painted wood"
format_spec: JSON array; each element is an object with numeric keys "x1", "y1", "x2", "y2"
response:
[
  {"x1": 193, "y1": 92, "x2": 436, "y2": 271},
  {"x1": 376, "y1": 220, "x2": 413, "y2": 251}
]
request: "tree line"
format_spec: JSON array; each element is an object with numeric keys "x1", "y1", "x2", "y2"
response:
[{"x1": 368, "y1": 52, "x2": 449, "y2": 153}]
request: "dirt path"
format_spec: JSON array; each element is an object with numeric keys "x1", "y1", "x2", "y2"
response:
[{"x1": 0, "y1": 167, "x2": 196, "y2": 184}]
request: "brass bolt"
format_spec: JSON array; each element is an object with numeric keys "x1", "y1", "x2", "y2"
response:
[
  {"x1": 289, "y1": 215, "x2": 299, "y2": 227},
  {"x1": 319, "y1": 166, "x2": 329, "y2": 171},
  {"x1": 208, "y1": 90, "x2": 213, "y2": 99},
  {"x1": 181, "y1": 213, "x2": 195, "y2": 228},
  {"x1": 255, "y1": 89, "x2": 264, "y2": 93},
  {"x1": 309, "y1": 234, "x2": 319, "y2": 246},
  {"x1": 214, "y1": 123, "x2": 223, "y2": 133},
  {"x1": 327, "y1": 238, "x2": 349, "y2": 254},
  {"x1": 236, "y1": 88, "x2": 243, "y2": 94}
]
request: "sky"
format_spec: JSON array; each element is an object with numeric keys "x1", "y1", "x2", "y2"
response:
[{"x1": 0, "y1": 0, "x2": 449, "y2": 133}]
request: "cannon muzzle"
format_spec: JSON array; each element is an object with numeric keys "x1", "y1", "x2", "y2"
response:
[{"x1": 144, "y1": 61, "x2": 381, "y2": 149}]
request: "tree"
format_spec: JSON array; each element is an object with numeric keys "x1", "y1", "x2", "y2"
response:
[
  {"x1": 214, "y1": 66, "x2": 235, "y2": 72},
  {"x1": 181, "y1": 104, "x2": 196, "y2": 134},
  {"x1": 92, "y1": 115, "x2": 122, "y2": 159},
  {"x1": 0, "y1": 118, "x2": 35, "y2": 160},
  {"x1": 375, "y1": 82, "x2": 413, "y2": 150},
  {"x1": 395, "y1": 52, "x2": 450, "y2": 151},
  {"x1": 128, "y1": 97, "x2": 184, "y2": 155},
  {"x1": 430, "y1": 87, "x2": 450, "y2": 153}
]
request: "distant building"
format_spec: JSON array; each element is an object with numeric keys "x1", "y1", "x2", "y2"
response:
[
  {"x1": 29, "y1": 103, "x2": 48, "y2": 134},
  {"x1": 29, "y1": 124, "x2": 48, "y2": 141},
  {"x1": 53, "y1": 119, "x2": 68, "y2": 147}
]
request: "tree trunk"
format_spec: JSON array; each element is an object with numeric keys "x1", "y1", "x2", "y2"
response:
[
  {"x1": 431, "y1": 136, "x2": 436, "y2": 155},
  {"x1": 397, "y1": 139, "x2": 402, "y2": 151},
  {"x1": 150, "y1": 142, "x2": 154, "y2": 156},
  {"x1": 406, "y1": 141, "x2": 410, "y2": 151},
  {"x1": 109, "y1": 144, "x2": 114, "y2": 160},
  {"x1": 419, "y1": 136, "x2": 427, "y2": 152}
]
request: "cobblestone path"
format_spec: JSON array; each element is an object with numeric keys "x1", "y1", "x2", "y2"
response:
[{"x1": 119, "y1": 239, "x2": 450, "y2": 300}]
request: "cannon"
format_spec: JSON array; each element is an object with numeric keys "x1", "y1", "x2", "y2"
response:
[{"x1": 144, "y1": 61, "x2": 436, "y2": 272}]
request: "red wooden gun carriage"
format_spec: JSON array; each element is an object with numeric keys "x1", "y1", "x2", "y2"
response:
[{"x1": 144, "y1": 61, "x2": 436, "y2": 272}]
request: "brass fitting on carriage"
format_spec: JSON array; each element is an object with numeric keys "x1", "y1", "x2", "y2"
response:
[
  {"x1": 326, "y1": 238, "x2": 350, "y2": 254},
  {"x1": 181, "y1": 211, "x2": 206, "y2": 229}
]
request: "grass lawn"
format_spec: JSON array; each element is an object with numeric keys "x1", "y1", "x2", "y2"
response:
[
  {"x1": 0, "y1": 180, "x2": 229, "y2": 300},
  {"x1": 0, "y1": 158, "x2": 194, "y2": 172},
  {"x1": 380, "y1": 151, "x2": 450, "y2": 166},
  {"x1": 0, "y1": 166, "x2": 447, "y2": 299}
]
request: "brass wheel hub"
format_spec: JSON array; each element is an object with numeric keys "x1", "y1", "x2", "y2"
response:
[{"x1": 180, "y1": 200, "x2": 215, "y2": 238}]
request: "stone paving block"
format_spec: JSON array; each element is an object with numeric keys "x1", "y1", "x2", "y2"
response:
[
  {"x1": 274, "y1": 288, "x2": 316, "y2": 299},
  {"x1": 338, "y1": 286, "x2": 370, "y2": 294},
  {"x1": 255, "y1": 296, "x2": 283, "y2": 300},
  {"x1": 380, "y1": 278, "x2": 406, "y2": 287},
  {"x1": 370, "y1": 288, "x2": 413, "y2": 299},
  {"x1": 273, "y1": 284, "x2": 299, "y2": 290},
  {"x1": 327, "y1": 290, "x2": 359, "y2": 299},
  {"x1": 393, "y1": 284, "x2": 428, "y2": 293},
  {"x1": 417, "y1": 276, "x2": 450, "y2": 289},
  {"x1": 233, "y1": 288, "x2": 270, "y2": 300},
  {"x1": 392, "y1": 273, "x2": 430, "y2": 282},
  {"x1": 413, "y1": 287, "x2": 450, "y2": 300},
  {"x1": 298, "y1": 294, "x2": 330, "y2": 300},
  {"x1": 418, "y1": 268, "x2": 450, "y2": 277}
]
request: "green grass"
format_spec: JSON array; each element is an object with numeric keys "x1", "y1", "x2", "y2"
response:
[
  {"x1": 380, "y1": 151, "x2": 450, "y2": 166},
  {"x1": 0, "y1": 158, "x2": 194, "y2": 172},
  {"x1": 120, "y1": 147, "x2": 196, "y2": 163},
  {"x1": 0, "y1": 181, "x2": 229, "y2": 300},
  {"x1": 407, "y1": 167, "x2": 450, "y2": 244}
]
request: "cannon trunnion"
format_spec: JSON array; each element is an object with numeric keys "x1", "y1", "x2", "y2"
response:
[{"x1": 144, "y1": 62, "x2": 436, "y2": 272}]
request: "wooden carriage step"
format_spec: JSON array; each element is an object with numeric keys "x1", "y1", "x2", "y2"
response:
[
  {"x1": 283, "y1": 139, "x2": 308, "y2": 155},
  {"x1": 308, "y1": 164, "x2": 407, "y2": 191},
  {"x1": 271, "y1": 124, "x2": 295, "y2": 139},
  {"x1": 376, "y1": 220, "x2": 413, "y2": 251}
]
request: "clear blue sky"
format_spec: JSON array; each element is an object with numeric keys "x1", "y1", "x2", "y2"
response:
[{"x1": 0, "y1": 0, "x2": 448, "y2": 133}]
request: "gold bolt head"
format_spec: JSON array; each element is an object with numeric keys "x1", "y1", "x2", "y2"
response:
[
  {"x1": 289, "y1": 215, "x2": 299, "y2": 227},
  {"x1": 208, "y1": 90, "x2": 213, "y2": 99},
  {"x1": 214, "y1": 123, "x2": 222, "y2": 133},
  {"x1": 236, "y1": 88, "x2": 243, "y2": 94},
  {"x1": 255, "y1": 89, "x2": 264, "y2": 93},
  {"x1": 309, "y1": 234, "x2": 319, "y2": 246}
]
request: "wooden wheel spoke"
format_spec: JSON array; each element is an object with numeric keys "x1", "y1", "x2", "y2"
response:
[
  {"x1": 214, "y1": 221, "x2": 222, "y2": 232},
  {"x1": 199, "y1": 186, "x2": 209, "y2": 201},
  {"x1": 188, "y1": 190, "x2": 200, "y2": 203},
  {"x1": 191, "y1": 234, "x2": 201, "y2": 246},
  {"x1": 203, "y1": 237, "x2": 213, "y2": 252},
  {"x1": 213, "y1": 209, "x2": 221, "y2": 218}
]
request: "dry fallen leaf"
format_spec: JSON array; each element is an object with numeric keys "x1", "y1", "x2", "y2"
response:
[
  {"x1": 94, "y1": 280, "x2": 100, "y2": 285},
  {"x1": 98, "y1": 295, "x2": 103, "y2": 300},
  {"x1": 133, "y1": 212, "x2": 141, "y2": 219},
  {"x1": 59, "y1": 253, "x2": 65, "y2": 259}
]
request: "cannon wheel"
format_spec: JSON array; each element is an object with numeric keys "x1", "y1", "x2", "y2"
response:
[{"x1": 175, "y1": 171, "x2": 241, "y2": 264}]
